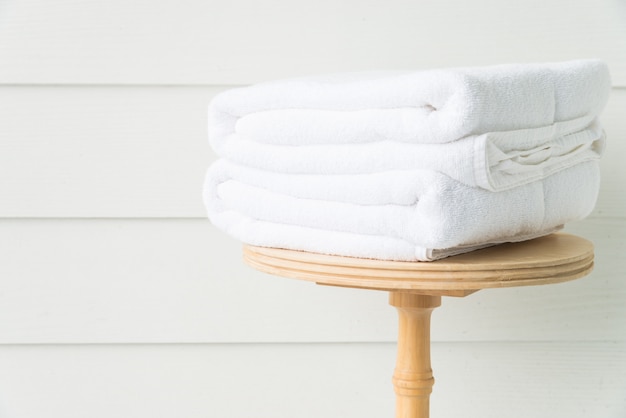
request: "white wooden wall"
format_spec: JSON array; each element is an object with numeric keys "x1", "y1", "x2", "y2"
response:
[{"x1": 1, "y1": 1, "x2": 625, "y2": 417}]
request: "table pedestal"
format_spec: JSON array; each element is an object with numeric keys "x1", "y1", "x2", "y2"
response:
[
  {"x1": 390, "y1": 293, "x2": 441, "y2": 418},
  {"x1": 242, "y1": 233, "x2": 594, "y2": 418}
]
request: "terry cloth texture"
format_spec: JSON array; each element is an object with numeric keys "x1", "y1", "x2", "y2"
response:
[{"x1": 203, "y1": 59, "x2": 609, "y2": 260}]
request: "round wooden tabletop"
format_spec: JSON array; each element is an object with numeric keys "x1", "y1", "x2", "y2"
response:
[{"x1": 243, "y1": 233, "x2": 594, "y2": 296}]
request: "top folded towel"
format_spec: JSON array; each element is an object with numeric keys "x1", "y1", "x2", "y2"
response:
[{"x1": 208, "y1": 59, "x2": 610, "y2": 151}]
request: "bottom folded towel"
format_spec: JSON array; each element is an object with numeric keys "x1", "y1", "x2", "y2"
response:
[{"x1": 204, "y1": 160, "x2": 600, "y2": 261}]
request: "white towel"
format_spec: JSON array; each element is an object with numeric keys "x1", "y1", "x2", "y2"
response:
[
  {"x1": 209, "y1": 59, "x2": 610, "y2": 151},
  {"x1": 204, "y1": 160, "x2": 600, "y2": 261},
  {"x1": 217, "y1": 119, "x2": 604, "y2": 191}
]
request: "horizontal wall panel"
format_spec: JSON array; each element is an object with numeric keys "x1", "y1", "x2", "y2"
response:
[
  {"x1": 0, "y1": 85, "x2": 219, "y2": 217},
  {"x1": 0, "y1": 342, "x2": 623, "y2": 418},
  {"x1": 0, "y1": 218, "x2": 623, "y2": 344},
  {"x1": 1, "y1": 86, "x2": 625, "y2": 218},
  {"x1": 0, "y1": 0, "x2": 625, "y2": 86}
]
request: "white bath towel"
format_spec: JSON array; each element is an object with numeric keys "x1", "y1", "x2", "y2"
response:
[
  {"x1": 204, "y1": 160, "x2": 600, "y2": 261},
  {"x1": 218, "y1": 119, "x2": 604, "y2": 191},
  {"x1": 209, "y1": 59, "x2": 611, "y2": 151}
]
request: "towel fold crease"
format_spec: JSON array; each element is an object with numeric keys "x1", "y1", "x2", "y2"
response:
[{"x1": 218, "y1": 119, "x2": 604, "y2": 191}]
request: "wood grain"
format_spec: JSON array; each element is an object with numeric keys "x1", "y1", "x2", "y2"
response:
[{"x1": 243, "y1": 234, "x2": 594, "y2": 293}]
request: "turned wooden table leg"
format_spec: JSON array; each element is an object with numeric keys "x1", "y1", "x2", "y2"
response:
[{"x1": 389, "y1": 293, "x2": 442, "y2": 418}]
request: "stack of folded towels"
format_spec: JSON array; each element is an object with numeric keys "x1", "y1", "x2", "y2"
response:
[{"x1": 203, "y1": 59, "x2": 610, "y2": 261}]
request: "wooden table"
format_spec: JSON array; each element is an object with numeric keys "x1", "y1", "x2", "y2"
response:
[{"x1": 243, "y1": 233, "x2": 594, "y2": 418}]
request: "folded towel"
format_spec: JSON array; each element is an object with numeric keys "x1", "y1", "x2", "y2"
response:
[
  {"x1": 218, "y1": 119, "x2": 604, "y2": 191},
  {"x1": 204, "y1": 60, "x2": 608, "y2": 260},
  {"x1": 209, "y1": 59, "x2": 610, "y2": 151},
  {"x1": 204, "y1": 160, "x2": 600, "y2": 261}
]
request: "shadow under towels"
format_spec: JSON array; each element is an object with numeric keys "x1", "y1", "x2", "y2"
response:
[{"x1": 203, "y1": 59, "x2": 610, "y2": 261}]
